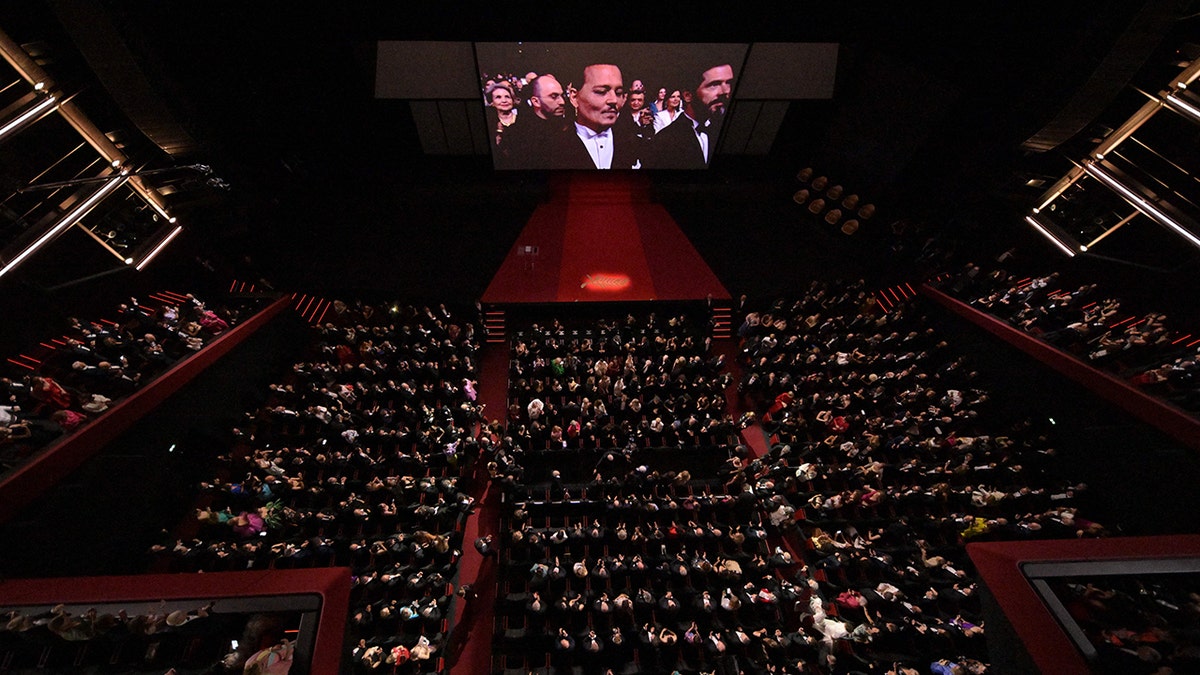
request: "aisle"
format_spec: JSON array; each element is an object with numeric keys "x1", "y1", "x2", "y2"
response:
[{"x1": 446, "y1": 340, "x2": 509, "y2": 672}]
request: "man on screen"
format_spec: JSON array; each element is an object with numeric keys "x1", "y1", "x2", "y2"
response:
[
  {"x1": 499, "y1": 74, "x2": 568, "y2": 169},
  {"x1": 551, "y1": 64, "x2": 639, "y2": 170},
  {"x1": 647, "y1": 63, "x2": 734, "y2": 169}
]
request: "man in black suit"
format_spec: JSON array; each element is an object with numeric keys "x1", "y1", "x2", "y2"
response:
[
  {"x1": 498, "y1": 74, "x2": 568, "y2": 169},
  {"x1": 647, "y1": 63, "x2": 734, "y2": 169},
  {"x1": 551, "y1": 64, "x2": 640, "y2": 170}
]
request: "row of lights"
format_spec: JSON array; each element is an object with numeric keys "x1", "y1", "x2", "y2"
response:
[
  {"x1": 0, "y1": 83, "x2": 185, "y2": 279},
  {"x1": 1025, "y1": 69, "x2": 1200, "y2": 256}
]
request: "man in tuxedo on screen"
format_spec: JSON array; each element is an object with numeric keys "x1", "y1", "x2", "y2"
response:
[
  {"x1": 647, "y1": 63, "x2": 734, "y2": 169},
  {"x1": 551, "y1": 64, "x2": 640, "y2": 170},
  {"x1": 498, "y1": 74, "x2": 569, "y2": 169}
]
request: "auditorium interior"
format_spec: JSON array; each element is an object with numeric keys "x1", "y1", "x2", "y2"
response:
[{"x1": 1, "y1": 3, "x2": 1200, "y2": 674}]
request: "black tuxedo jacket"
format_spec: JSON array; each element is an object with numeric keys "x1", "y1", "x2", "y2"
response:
[
  {"x1": 646, "y1": 115, "x2": 711, "y2": 170},
  {"x1": 549, "y1": 125, "x2": 642, "y2": 170}
]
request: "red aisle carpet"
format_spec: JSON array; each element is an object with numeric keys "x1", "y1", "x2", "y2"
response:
[
  {"x1": 446, "y1": 340, "x2": 510, "y2": 673},
  {"x1": 482, "y1": 174, "x2": 730, "y2": 304}
]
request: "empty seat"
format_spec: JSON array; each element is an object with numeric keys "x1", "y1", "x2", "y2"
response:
[
  {"x1": 807, "y1": 198, "x2": 826, "y2": 215},
  {"x1": 792, "y1": 189, "x2": 810, "y2": 205},
  {"x1": 841, "y1": 219, "x2": 860, "y2": 235},
  {"x1": 824, "y1": 208, "x2": 843, "y2": 225},
  {"x1": 826, "y1": 184, "x2": 844, "y2": 201}
]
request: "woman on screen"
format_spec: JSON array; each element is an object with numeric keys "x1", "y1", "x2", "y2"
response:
[
  {"x1": 485, "y1": 81, "x2": 518, "y2": 147},
  {"x1": 650, "y1": 87, "x2": 668, "y2": 115},
  {"x1": 653, "y1": 89, "x2": 683, "y2": 134}
]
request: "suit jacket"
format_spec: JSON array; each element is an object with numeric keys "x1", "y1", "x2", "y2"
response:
[
  {"x1": 646, "y1": 114, "x2": 712, "y2": 170},
  {"x1": 549, "y1": 125, "x2": 642, "y2": 170},
  {"x1": 497, "y1": 114, "x2": 565, "y2": 169}
]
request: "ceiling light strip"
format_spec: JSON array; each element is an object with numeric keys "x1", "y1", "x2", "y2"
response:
[
  {"x1": 1024, "y1": 215, "x2": 1077, "y2": 257},
  {"x1": 135, "y1": 225, "x2": 183, "y2": 271},
  {"x1": 1084, "y1": 163, "x2": 1200, "y2": 250},
  {"x1": 0, "y1": 174, "x2": 128, "y2": 278},
  {"x1": 1164, "y1": 93, "x2": 1200, "y2": 124},
  {"x1": 0, "y1": 95, "x2": 57, "y2": 142}
]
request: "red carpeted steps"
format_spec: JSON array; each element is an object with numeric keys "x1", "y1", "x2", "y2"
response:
[
  {"x1": 711, "y1": 301, "x2": 733, "y2": 339},
  {"x1": 484, "y1": 308, "x2": 506, "y2": 344}
]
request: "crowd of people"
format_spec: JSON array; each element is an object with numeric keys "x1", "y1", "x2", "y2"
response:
[
  {"x1": 937, "y1": 265, "x2": 1200, "y2": 414},
  {"x1": 1046, "y1": 573, "x2": 1200, "y2": 673},
  {"x1": 729, "y1": 280, "x2": 1116, "y2": 674},
  {"x1": 152, "y1": 300, "x2": 485, "y2": 673},
  {"x1": 481, "y1": 60, "x2": 733, "y2": 170},
  {"x1": 0, "y1": 293, "x2": 254, "y2": 475},
  {"x1": 6, "y1": 278, "x2": 1178, "y2": 674},
  {"x1": 0, "y1": 600, "x2": 294, "y2": 673},
  {"x1": 506, "y1": 313, "x2": 737, "y2": 454},
  {"x1": 495, "y1": 312, "x2": 809, "y2": 675}
]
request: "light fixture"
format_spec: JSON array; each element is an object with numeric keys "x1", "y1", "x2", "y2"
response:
[
  {"x1": 1033, "y1": 166, "x2": 1086, "y2": 213},
  {"x1": 0, "y1": 94, "x2": 57, "y2": 142},
  {"x1": 33, "y1": 81, "x2": 44, "y2": 91},
  {"x1": 135, "y1": 225, "x2": 183, "y2": 271},
  {"x1": 1024, "y1": 215, "x2": 1077, "y2": 257},
  {"x1": 0, "y1": 174, "x2": 128, "y2": 278},
  {"x1": 1164, "y1": 92, "x2": 1200, "y2": 124},
  {"x1": 1084, "y1": 163, "x2": 1200, "y2": 249},
  {"x1": 135, "y1": 191, "x2": 177, "y2": 225}
]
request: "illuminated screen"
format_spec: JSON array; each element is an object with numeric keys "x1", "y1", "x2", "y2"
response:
[{"x1": 476, "y1": 42, "x2": 749, "y2": 170}]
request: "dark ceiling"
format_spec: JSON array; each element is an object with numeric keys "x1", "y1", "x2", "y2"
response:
[{"x1": 1, "y1": 1, "x2": 1197, "y2": 329}]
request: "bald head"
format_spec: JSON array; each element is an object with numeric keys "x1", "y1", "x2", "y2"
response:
[{"x1": 529, "y1": 74, "x2": 566, "y2": 120}]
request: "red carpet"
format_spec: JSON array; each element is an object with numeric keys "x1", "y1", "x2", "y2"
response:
[
  {"x1": 476, "y1": 343, "x2": 511, "y2": 430},
  {"x1": 482, "y1": 174, "x2": 729, "y2": 304},
  {"x1": 446, "y1": 481, "x2": 500, "y2": 672},
  {"x1": 445, "y1": 339, "x2": 510, "y2": 672}
]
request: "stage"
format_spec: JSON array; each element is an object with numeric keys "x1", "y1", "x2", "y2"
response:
[{"x1": 481, "y1": 174, "x2": 730, "y2": 305}]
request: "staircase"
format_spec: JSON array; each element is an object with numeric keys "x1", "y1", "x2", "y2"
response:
[
  {"x1": 711, "y1": 301, "x2": 733, "y2": 340},
  {"x1": 484, "y1": 308, "x2": 507, "y2": 344}
]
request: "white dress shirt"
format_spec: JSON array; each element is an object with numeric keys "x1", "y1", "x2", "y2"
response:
[{"x1": 574, "y1": 123, "x2": 614, "y2": 169}]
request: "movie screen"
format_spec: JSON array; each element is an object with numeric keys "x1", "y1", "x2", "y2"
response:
[{"x1": 476, "y1": 42, "x2": 749, "y2": 170}]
